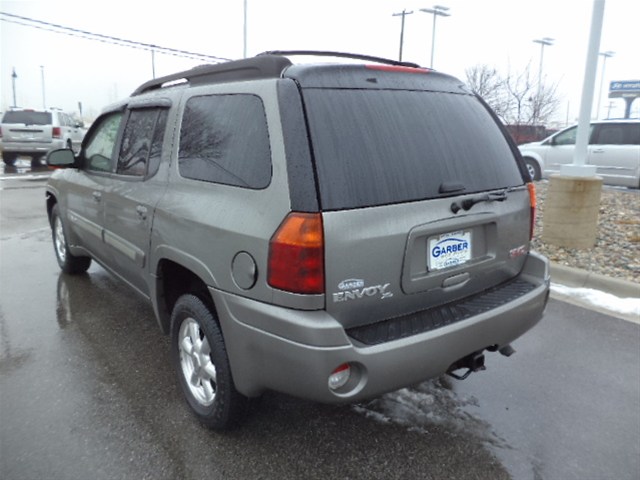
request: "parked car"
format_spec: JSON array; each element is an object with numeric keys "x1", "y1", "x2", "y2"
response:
[
  {"x1": 45, "y1": 51, "x2": 550, "y2": 430},
  {"x1": 518, "y1": 120, "x2": 640, "y2": 187},
  {"x1": 0, "y1": 107, "x2": 86, "y2": 167}
]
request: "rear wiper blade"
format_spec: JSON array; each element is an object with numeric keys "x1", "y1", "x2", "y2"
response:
[{"x1": 451, "y1": 191, "x2": 507, "y2": 213}]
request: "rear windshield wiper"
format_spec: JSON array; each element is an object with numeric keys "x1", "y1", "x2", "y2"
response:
[{"x1": 451, "y1": 191, "x2": 507, "y2": 213}]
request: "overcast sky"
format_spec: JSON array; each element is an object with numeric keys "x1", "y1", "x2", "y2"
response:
[{"x1": 1, "y1": 0, "x2": 638, "y2": 123}]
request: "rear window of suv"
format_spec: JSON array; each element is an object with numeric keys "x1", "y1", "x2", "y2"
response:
[
  {"x1": 302, "y1": 89, "x2": 523, "y2": 210},
  {"x1": 2, "y1": 111, "x2": 52, "y2": 125},
  {"x1": 178, "y1": 94, "x2": 271, "y2": 189}
]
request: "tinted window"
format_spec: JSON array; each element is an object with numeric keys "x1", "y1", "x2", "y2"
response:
[
  {"x1": 117, "y1": 109, "x2": 166, "y2": 177},
  {"x1": 84, "y1": 112, "x2": 123, "y2": 172},
  {"x1": 302, "y1": 89, "x2": 523, "y2": 210},
  {"x1": 2, "y1": 111, "x2": 51, "y2": 125},
  {"x1": 593, "y1": 123, "x2": 640, "y2": 145},
  {"x1": 178, "y1": 94, "x2": 271, "y2": 189}
]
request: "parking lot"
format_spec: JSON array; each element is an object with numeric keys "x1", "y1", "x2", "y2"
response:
[{"x1": 1, "y1": 170, "x2": 639, "y2": 480}]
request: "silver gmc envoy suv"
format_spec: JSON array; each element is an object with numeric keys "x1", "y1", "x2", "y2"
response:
[{"x1": 45, "y1": 51, "x2": 550, "y2": 430}]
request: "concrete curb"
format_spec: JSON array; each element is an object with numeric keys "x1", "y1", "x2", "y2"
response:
[{"x1": 550, "y1": 263, "x2": 639, "y2": 299}]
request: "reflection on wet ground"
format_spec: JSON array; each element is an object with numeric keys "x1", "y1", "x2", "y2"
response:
[{"x1": 1, "y1": 157, "x2": 50, "y2": 176}]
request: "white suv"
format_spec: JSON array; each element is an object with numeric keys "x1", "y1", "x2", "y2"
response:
[
  {"x1": 0, "y1": 108, "x2": 86, "y2": 167},
  {"x1": 518, "y1": 120, "x2": 640, "y2": 188}
]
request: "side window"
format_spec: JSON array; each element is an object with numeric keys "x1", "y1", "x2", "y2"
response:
[
  {"x1": 84, "y1": 112, "x2": 123, "y2": 172},
  {"x1": 553, "y1": 127, "x2": 577, "y2": 145},
  {"x1": 117, "y1": 108, "x2": 166, "y2": 177},
  {"x1": 178, "y1": 94, "x2": 271, "y2": 189},
  {"x1": 593, "y1": 124, "x2": 624, "y2": 145},
  {"x1": 593, "y1": 124, "x2": 640, "y2": 145}
]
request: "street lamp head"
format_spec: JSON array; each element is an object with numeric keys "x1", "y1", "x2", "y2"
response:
[
  {"x1": 420, "y1": 5, "x2": 451, "y2": 17},
  {"x1": 533, "y1": 37, "x2": 555, "y2": 46},
  {"x1": 599, "y1": 50, "x2": 615, "y2": 58}
]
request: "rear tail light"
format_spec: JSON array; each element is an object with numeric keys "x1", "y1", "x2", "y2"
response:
[
  {"x1": 52, "y1": 127, "x2": 62, "y2": 138},
  {"x1": 267, "y1": 212, "x2": 324, "y2": 295},
  {"x1": 527, "y1": 182, "x2": 537, "y2": 240}
]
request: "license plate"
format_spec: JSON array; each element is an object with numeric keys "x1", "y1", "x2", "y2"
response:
[{"x1": 428, "y1": 230, "x2": 472, "y2": 270}]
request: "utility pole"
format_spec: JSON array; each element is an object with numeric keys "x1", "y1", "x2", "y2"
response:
[
  {"x1": 392, "y1": 9, "x2": 413, "y2": 62},
  {"x1": 151, "y1": 49, "x2": 156, "y2": 79},
  {"x1": 11, "y1": 67, "x2": 17, "y2": 107}
]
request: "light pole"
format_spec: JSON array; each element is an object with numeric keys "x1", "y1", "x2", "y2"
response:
[
  {"x1": 533, "y1": 37, "x2": 554, "y2": 88},
  {"x1": 392, "y1": 9, "x2": 414, "y2": 62},
  {"x1": 420, "y1": 5, "x2": 450, "y2": 69},
  {"x1": 40, "y1": 65, "x2": 46, "y2": 109},
  {"x1": 532, "y1": 37, "x2": 554, "y2": 124},
  {"x1": 11, "y1": 67, "x2": 17, "y2": 107},
  {"x1": 243, "y1": 0, "x2": 247, "y2": 58},
  {"x1": 596, "y1": 50, "x2": 614, "y2": 119}
]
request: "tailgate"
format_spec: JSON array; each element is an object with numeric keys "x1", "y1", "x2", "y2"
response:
[
  {"x1": 323, "y1": 188, "x2": 532, "y2": 330},
  {"x1": 3, "y1": 124, "x2": 53, "y2": 144}
]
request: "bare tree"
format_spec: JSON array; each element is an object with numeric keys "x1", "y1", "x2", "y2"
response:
[
  {"x1": 465, "y1": 63, "x2": 560, "y2": 126},
  {"x1": 464, "y1": 64, "x2": 509, "y2": 120}
]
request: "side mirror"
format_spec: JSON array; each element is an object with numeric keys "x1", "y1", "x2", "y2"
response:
[{"x1": 46, "y1": 148, "x2": 76, "y2": 168}]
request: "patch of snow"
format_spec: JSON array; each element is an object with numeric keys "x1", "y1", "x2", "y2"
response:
[{"x1": 551, "y1": 283, "x2": 640, "y2": 318}]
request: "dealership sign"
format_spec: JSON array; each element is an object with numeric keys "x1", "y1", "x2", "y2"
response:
[{"x1": 609, "y1": 80, "x2": 640, "y2": 98}]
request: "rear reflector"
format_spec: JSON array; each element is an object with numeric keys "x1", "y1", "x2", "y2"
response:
[
  {"x1": 328, "y1": 364, "x2": 351, "y2": 391},
  {"x1": 267, "y1": 212, "x2": 324, "y2": 295},
  {"x1": 527, "y1": 182, "x2": 537, "y2": 240}
]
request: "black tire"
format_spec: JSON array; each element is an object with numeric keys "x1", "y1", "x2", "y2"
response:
[
  {"x1": 2, "y1": 152, "x2": 17, "y2": 166},
  {"x1": 51, "y1": 204, "x2": 92, "y2": 274},
  {"x1": 524, "y1": 158, "x2": 541, "y2": 181},
  {"x1": 31, "y1": 155, "x2": 44, "y2": 168},
  {"x1": 170, "y1": 294, "x2": 247, "y2": 430}
]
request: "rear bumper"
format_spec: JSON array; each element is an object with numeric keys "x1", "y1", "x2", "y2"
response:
[
  {"x1": 0, "y1": 140, "x2": 62, "y2": 155},
  {"x1": 213, "y1": 251, "x2": 550, "y2": 403}
]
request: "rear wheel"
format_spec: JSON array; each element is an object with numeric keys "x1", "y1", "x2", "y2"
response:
[
  {"x1": 171, "y1": 294, "x2": 247, "y2": 430},
  {"x1": 31, "y1": 155, "x2": 45, "y2": 168},
  {"x1": 524, "y1": 158, "x2": 541, "y2": 181},
  {"x1": 51, "y1": 204, "x2": 92, "y2": 274},
  {"x1": 2, "y1": 152, "x2": 17, "y2": 166}
]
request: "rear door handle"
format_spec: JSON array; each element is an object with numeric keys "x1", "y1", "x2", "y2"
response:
[
  {"x1": 136, "y1": 205, "x2": 148, "y2": 220},
  {"x1": 592, "y1": 148, "x2": 605, "y2": 154},
  {"x1": 92, "y1": 191, "x2": 102, "y2": 202}
]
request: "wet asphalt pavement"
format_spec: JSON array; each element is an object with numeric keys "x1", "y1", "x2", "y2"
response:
[{"x1": 1, "y1": 167, "x2": 639, "y2": 480}]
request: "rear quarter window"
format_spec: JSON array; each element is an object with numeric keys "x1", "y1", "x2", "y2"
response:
[
  {"x1": 302, "y1": 89, "x2": 523, "y2": 210},
  {"x1": 178, "y1": 94, "x2": 272, "y2": 189}
]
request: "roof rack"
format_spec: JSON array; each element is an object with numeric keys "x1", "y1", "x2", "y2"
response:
[
  {"x1": 258, "y1": 50, "x2": 421, "y2": 69},
  {"x1": 131, "y1": 55, "x2": 293, "y2": 96},
  {"x1": 131, "y1": 50, "x2": 422, "y2": 96}
]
